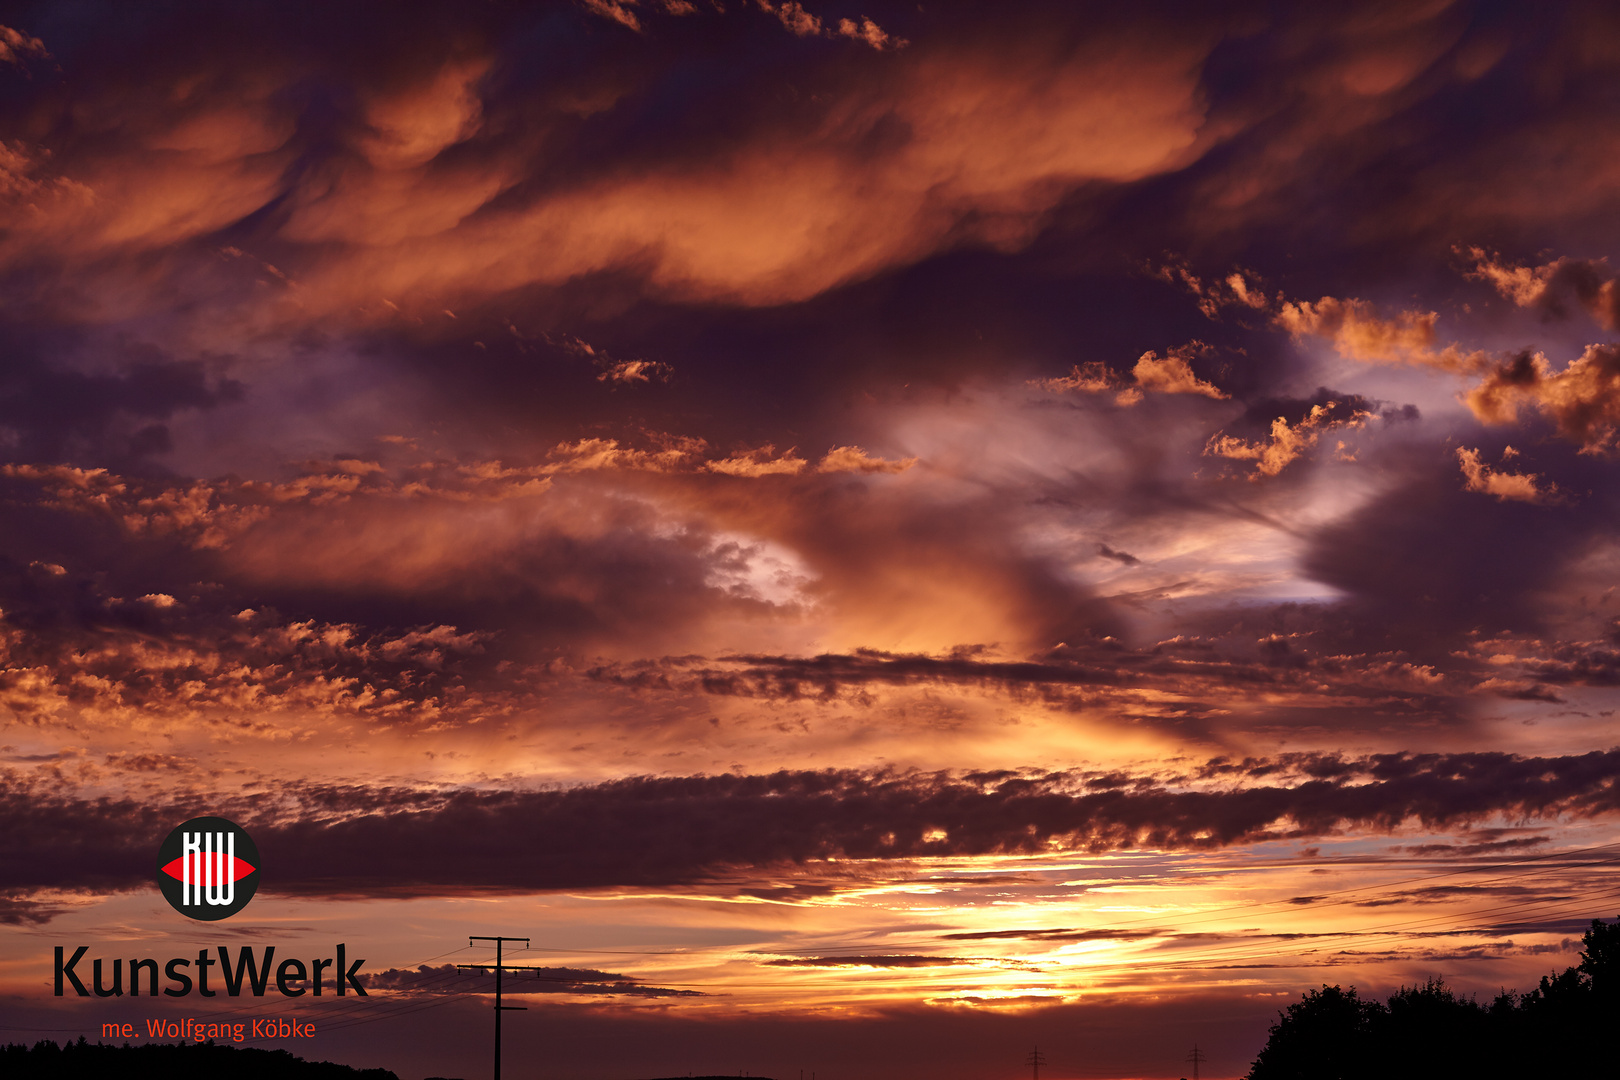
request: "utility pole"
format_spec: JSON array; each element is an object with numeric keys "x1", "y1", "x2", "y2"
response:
[
  {"x1": 1026, "y1": 1046, "x2": 1046, "y2": 1080},
  {"x1": 460, "y1": 936, "x2": 532, "y2": 1080},
  {"x1": 1185, "y1": 1044, "x2": 1206, "y2": 1080}
]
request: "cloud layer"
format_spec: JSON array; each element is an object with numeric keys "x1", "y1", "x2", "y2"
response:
[
  {"x1": 5, "y1": 2, "x2": 1620, "y2": 1075},
  {"x1": 6, "y1": 751, "x2": 1620, "y2": 902}
]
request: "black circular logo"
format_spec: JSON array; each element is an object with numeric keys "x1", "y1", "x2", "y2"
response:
[{"x1": 157, "y1": 817, "x2": 259, "y2": 921}]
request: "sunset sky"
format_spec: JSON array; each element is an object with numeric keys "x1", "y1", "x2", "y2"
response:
[{"x1": 4, "y1": 2, "x2": 1620, "y2": 1078}]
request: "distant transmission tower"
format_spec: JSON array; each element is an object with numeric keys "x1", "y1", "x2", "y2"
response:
[
  {"x1": 1186, "y1": 1044, "x2": 1207, "y2": 1080},
  {"x1": 1026, "y1": 1046, "x2": 1047, "y2": 1080}
]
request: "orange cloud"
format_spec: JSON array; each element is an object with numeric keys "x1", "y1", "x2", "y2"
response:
[
  {"x1": 581, "y1": 0, "x2": 643, "y2": 32},
  {"x1": 706, "y1": 445, "x2": 809, "y2": 476},
  {"x1": 1035, "y1": 362, "x2": 1121, "y2": 397},
  {"x1": 1465, "y1": 248, "x2": 1549, "y2": 306},
  {"x1": 1275, "y1": 296, "x2": 1484, "y2": 369},
  {"x1": 597, "y1": 359, "x2": 673, "y2": 385},
  {"x1": 816, "y1": 446, "x2": 917, "y2": 474},
  {"x1": 1455, "y1": 447, "x2": 1555, "y2": 503},
  {"x1": 1270, "y1": 279, "x2": 1620, "y2": 452},
  {"x1": 1131, "y1": 346, "x2": 1228, "y2": 400},
  {"x1": 357, "y1": 59, "x2": 490, "y2": 170},
  {"x1": 758, "y1": 0, "x2": 822, "y2": 37},
  {"x1": 1464, "y1": 345, "x2": 1620, "y2": 453},
  {"x1": 1465, "y1": 247, "x2": 1620, "y2": 330},
  {"x1": 0, "y1": 25, "x2": 1213, "y2": 329},
  {"x1": 547, "y1": 437, "x2": 704, "y2": 473},
  {"x1": 1204, "y1": 401, "x2": 1370, "y2": 478},
  {"x1": 1154, "y1": 262, "x2": 1273, "y2": 320},
  {"x1": 0, "y1": 82, "x2": 293, "y2": 273},
  {"x1": 313, "y1": 34, "x2": 1206, "y2": 309},
  {"x1": 0, "y1": 24, "x2": 48, "y2": 67},
  {"x1": 281, "y1": 64, "x2": 512, "y2": 251},
  {"x1": 576, "y1": 0, "x2": 721, "y2": 32},
  {"x1": 836, "y1": 17, "x2": 905, "y2": 51},
  {"x1": 1035, "y1": 342, "x2": 1227, "y2": 404},
  {"x1": 755, "y1": 1, "x2": 905, "y2": 48}
]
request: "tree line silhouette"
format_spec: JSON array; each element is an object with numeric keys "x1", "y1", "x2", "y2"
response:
[
  {"x1": 1246, "y1": 916, "x2": 1619, "y2": 1079},
  {"x1": 0, "y1": 1038, "x2": 401, "y2": 1079}
]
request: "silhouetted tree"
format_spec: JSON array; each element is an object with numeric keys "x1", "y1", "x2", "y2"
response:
[
  {"x1": 1245, "y1": 984, "x2": 1381, "y2": 1080},
  {"x1": 1246, "y1": 916, "x2": 1619, "y2": 1080},
  {"x1": 1374, "y1": 976, "x2": 1491, "y2": 1079},
  {"x1": 1578, "y1": 914, "x2": 1620, "y2": 995}
]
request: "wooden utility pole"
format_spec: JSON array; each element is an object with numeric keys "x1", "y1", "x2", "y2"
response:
[{"x1": 460, "y1": 935, "x2": 532, "y2": 1080}]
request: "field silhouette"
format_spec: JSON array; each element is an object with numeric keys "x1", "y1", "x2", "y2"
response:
[{"x1": 0, "y1": 1038, "x2": 399, "y2": 1079}]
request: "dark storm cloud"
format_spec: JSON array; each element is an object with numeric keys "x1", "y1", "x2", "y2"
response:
[
  {"x1": 378, "y1": 0, "x2": 1613, "y2": 449},
  {"x1": 1403, "y1": 835, "x2": 1552, "y2": 857},
  {"x1": 365, "y1": 963, "x2": 699, "y2": 997},
  {"x1": 584, "y1": 641, "x2": 1464, "y2": 726},
  {"x1": 0, "y1": 1, "x2": 1615, "y2": 607},
  {"x1": 942, "y1": 919, "x2": 1606, "y2": 948},
  {"x1": 1469, "y1": 250, "x2": 1620, "y2": 330},
  {"x1": 1351, "y1": 884, "x2": 1570, "y2": 908},
  {"x1": 0, "y1": 0, "x2": 1609, "y2": 463},
  {"x1": 0, "y1": 1, "x2": 1210, "y2": 308},
  {"x1": 1521, "y1": 638, "x2": 1620, "y2": 687},
  {"x1": 1194, "y1": 5, "x2": 1620, "y2": 263},
  {"x1": 589, "y1": 649, "x2": 1143, "y2": 697},
  {"x1": 1222, "y1": 389, "x2": 1380, "y2": 438},
  {"x1": 0, "y1": 328, "x2": 242, "y2": 467},
  {"x1": 1096, "y1": 543, "x2": 1140, "y2": 566},
  {"x1": 763, "y1": 955, "x2": 978, "y2": 968},
  {"x1": 1300, "y1": 446, "x2": 1620, "y2": 652},
  {"x1": 5, "y1": 750, "x2": 1620, "y2": 906},
  {"x1": 940, "y1": 928, "x2": 1163, "y2": 943},
  {"x1": 0, "y1": 892, "x2": 70, "y2": 926}
]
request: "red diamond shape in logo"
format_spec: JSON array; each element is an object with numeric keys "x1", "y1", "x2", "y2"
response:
[{"x1": 160, "y1": 854, "x2": 257, "y2": 884}]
